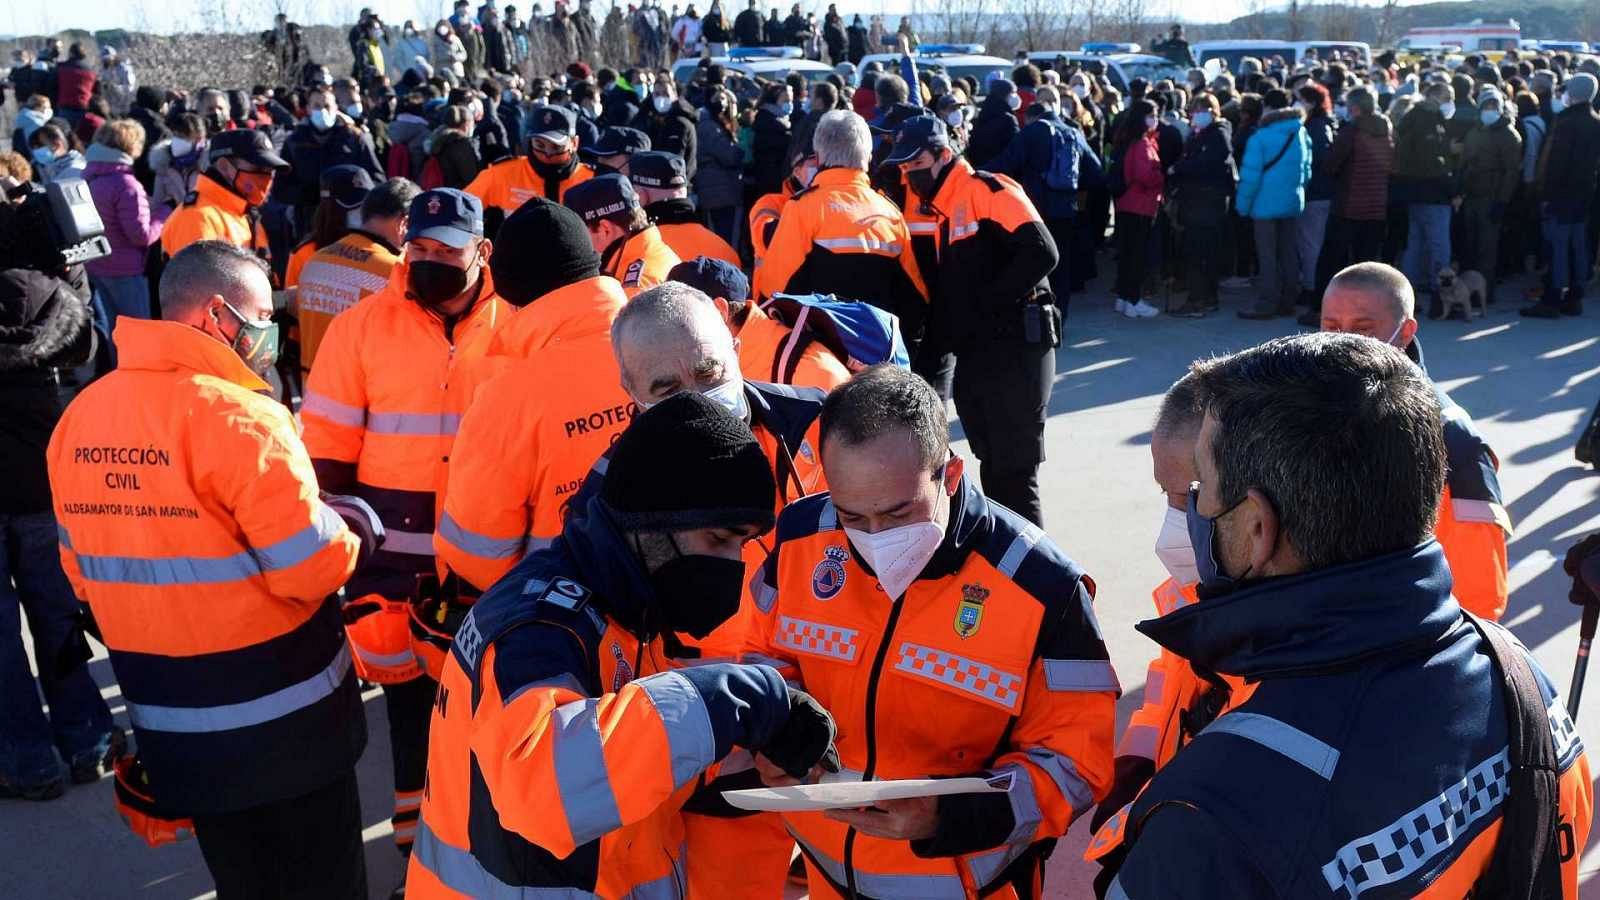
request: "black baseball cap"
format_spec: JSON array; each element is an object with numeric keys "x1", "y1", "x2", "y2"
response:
[
  {"x1": 405, "y1": 188, "x2": 485, "y2": 247},
  {"x1": 527, "y1": 104, "x2": 577, "y2": 142},
  {"x1": 628, "y1": 151, "x2": 687, "y2": 189},
  {"x1": 668, "y1": 256, "x2": 749, "y2": 303},
  {"x1": 320, "y1": 164, "x2": 375, "y2": 209},
  {"x1": 885, "y1": 115, "x2": 950, "y2": 165},
  {"x1": 564, "y1": 174, "x2": 640, "y2": 225},
  {"x1": 208, "y1": 129, "x2": 289, "y2": 170},
  {"x1": 581, "y1": 126, "x2": 652, "y2": 159}
]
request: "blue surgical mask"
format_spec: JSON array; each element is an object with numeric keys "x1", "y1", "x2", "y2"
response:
[
  {"x1": 1185, "y1": 483, "x2": 1251, "y2": 598},
  {"x1": 309, "y1": 107, "x2": 337, "y2": 130},
  {"x1": 31, "y1": 147, "x2": 56, "y2": 166},
  {"x1": 778, "y1": 101, "x2": 794, "y2": 117},
  {"x1": 1191, "y1": 111, "x2": 1213, "y2": 129}
]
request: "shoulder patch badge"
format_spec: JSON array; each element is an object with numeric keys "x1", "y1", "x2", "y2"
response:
[
  {"x1": 622, "y1": 258, "x2": 645, "y2": 286},
  {"x1": 955, "y1": 583, "x2": 990, "y2": 639},
  {"x1": 812, "y1": 545, "x2": 849, "y2": 600},
  {"x1": 539, "y1": 577, "x2": 591, "y2": 611},
  {"x1": 797, "y1": 439, "x2": 816, "y2": 464}
]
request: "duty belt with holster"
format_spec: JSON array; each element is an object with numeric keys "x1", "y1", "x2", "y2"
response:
[{"x1": 995, "y1": 287, "x2": 1062, "y2": 347}]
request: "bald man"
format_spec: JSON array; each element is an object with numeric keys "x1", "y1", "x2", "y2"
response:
[{"x1": 1321, "y1": 262, "x2": 1512, "y2": 619}]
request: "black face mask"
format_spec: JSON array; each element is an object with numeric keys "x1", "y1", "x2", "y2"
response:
[
  {"x1": 905, "y1": 166, "x2": 938, "y2": 201},
  {"x1": 407, "y1": 260, "x2": 470, "y2": 309},
  {"x1": 530, "y1": 154, "x2": 578, "y2": 181},
  {"x1": 648, "y1": 542, "x2": 746, "y2": 639},
  {"x1": 205, "y1": 110, "x2": 228, "y2": 132}
]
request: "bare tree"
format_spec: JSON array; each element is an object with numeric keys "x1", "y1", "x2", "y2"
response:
[
  {"x1": 1104, "y1": 0, "x2": 1147, "y2": 44},
  {"x1": 925, "y1": 0, "x2": 993, "y2": 45},
  {"x1": 1243, "y1": 0, "x2": 1266, "y2": 39},
  {"x1": 1286, "y1": 0, "x2": 1302, "y2": 41},
  {"x1": 1375, "y1": 0, "x2": 1400, "y2": 47},
  {"x1": 1320, "y1": 3, "x2": 1361, "y2": 41},
  {"x1": 1006, "y1": 0, "x2": 1067, "y2": 52}
]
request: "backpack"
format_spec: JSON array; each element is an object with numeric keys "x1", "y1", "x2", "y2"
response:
[
  {"x1": 385, "y1": 141, "x2": 413, "y2": 181},
  {"x1": 418, "y1": 154, "x2": 445, "y2": 190},
  {"x1": 760, "y1": 292, "x2": 910, "y2": 383},
  {"x1": 1042, "y1": 121, "x2": 1080, "y2": 192}
]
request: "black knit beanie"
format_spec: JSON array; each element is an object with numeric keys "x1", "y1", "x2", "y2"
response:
[
  {"x1": 601, "y1": 392, "x2": 776, "y2": 534},
  {"x1": 490, "y1": 197, "x2": 601, "y2": 307}
]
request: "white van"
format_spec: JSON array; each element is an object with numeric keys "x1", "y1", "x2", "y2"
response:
[
  {"x1": 1027, "y1": 51, "x2": 1190, "y2": 94},
  {"x1": 855, "y1": 44, "x2": 1011, "y2": 95},
  {"x1": 671, "y1": 47, "x2": 835, "y2": 89}
]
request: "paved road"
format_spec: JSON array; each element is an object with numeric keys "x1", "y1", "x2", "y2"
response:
[{"x1": 4, "y1": 276, "x2": 1598, "y2": 899}]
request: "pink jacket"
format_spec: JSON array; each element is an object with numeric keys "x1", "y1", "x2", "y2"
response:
[
  {"x1": 1115, "y1": 132, "x2": 1165, "y2": 219},
  {"x1": 83, "y1": 146, "x2": 170, "y2": 278}
]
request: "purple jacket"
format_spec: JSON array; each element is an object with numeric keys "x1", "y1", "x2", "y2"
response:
[{"x1": 83, "y1": 145, "x2": 170, "y2": 278}]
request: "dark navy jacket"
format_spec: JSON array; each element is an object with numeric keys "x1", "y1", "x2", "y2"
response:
[
  {"x1": 1109, "y1": 542, "x2": 1587, "y2": 899},
  {"x1": 987, "y1": 114, "x2": 1103, "y2": 221}
]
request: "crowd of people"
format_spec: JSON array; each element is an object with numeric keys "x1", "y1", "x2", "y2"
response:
[{"x1": 3, "y1": 12, "x2": 1600, "y2": 900}]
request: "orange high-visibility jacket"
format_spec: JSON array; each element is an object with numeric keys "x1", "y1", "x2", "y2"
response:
[
  {"x1": 159, "y1": 173, "x2": 271, "y2": 261},
  {"x1": 407, "y1": 506, "x2": 794, "y2": 898},
  {"x1": 1083, "y1": 578, "x2": 1254, "y2": 870},
  {"x1": 750, "y1": 168, "x2": 927, "y2": 323},
  {"x1": 748, "y1": 481, "x2": 1117, "y2": 898},
  {"x1": 734, "y1": 302, "x2": 851, "y2": 391},
  {"x1": 301, "y1": 270, "x2": 509, "y2": 600},
  {"x1": 747, "y1": 188, "x2": 791, "y2": 271},
  {"x1": 656, "y1": 221, "x2": 741, "y2": 269},
  {"x1": 600, "y1": 224, "x2": 681, "y2": 297},
  {"x1": 293, "y1": 229, "x2": 404, "y2": 372},
  {"x1": 464, "y1": 156, "x2": 596, "y2": 215},
  {"x1": 47, "y1": 318, "x2": 363, "y2": 816},
  {"x1": 283, "y1": 238, "x2": 318, "y2": 289},
  {"x1": 436, "y1": 277, "x2": 630, "y2": 591},
  {"x1": 1433, "y1": 385, "x2": 1512, "y2": 620}
]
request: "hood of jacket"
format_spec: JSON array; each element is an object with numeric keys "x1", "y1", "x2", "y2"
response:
[
  {"x1": 1258, "y1": 106, "x2": 1305, "y2": 130},
  {"x1": 0, "y1": 267, "x2": 92, "y2": 373},
  {"x1": 560, "y1": 494, "x2": 663, "y2": 638},
  {"x1": 388, "y1": 113, "x2": 431, "y2": 145},
  {"x1": 1137, "y1": 542, "x2": 1459, "y2": 680},
  {"x1": 84, "y1": 143, "x2": 135, "y2": 170}
]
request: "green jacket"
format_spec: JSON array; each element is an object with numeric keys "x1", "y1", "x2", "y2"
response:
[
  {"x1": 1460, "y1": 115, "x2": 1522, "y2": 202},
  {"x1": 1393, "y1": 101, "x2": 1455, "y2": 204}
]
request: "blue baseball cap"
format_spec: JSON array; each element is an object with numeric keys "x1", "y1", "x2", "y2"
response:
[
  {"x1": 885, "y1": 115, "x2": 950, "y2": 165},
  {"x1": 581, "y1": 126, "x2": 652, "y2": 159},
  {"x1": 668, "y1": 256, "x2": 749, "y2": 303},
  {"x1": 564, "y1": 174, "x2": 640, "y2": 225},
  {"x1": 406, "y1": 188, "x2": 484, "y2": 248},
  {"x1": 628, "y1": 151, "x2": 687, "y2": 189}
]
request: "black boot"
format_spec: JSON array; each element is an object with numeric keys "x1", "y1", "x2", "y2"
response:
[
  {"x1": 1562, "y1": 290, "x2": 1584, "y2": 316},
  {"x1": 1520, "y1": 302, "x2": 1561, "y2": 319}
]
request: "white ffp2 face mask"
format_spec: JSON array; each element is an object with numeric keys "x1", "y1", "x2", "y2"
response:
[
  {"x1": 1154, "y1": 505, "x2": 1199, "y2": 586},
  {"x1": 845, "y1": 520, "x2": 944, "y2": 600},
  {"x1": 701, "y1": 376, "x2": 749, "y2": 419}
]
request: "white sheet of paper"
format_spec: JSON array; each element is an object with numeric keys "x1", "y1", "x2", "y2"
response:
[{"x1": 722, "y1": 775, "x2": 1008, "y2": 812}]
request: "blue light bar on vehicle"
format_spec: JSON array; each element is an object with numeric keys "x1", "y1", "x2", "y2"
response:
[
  {"x1": 1081, "y1": 42, "x2": 1140, "y2": 54},
  {"x1": 728, "y1": 46, "x2": 804, "y2": 60},
  {"x1": 918, "y1": 43, "x2": 986, "y2": 55}
]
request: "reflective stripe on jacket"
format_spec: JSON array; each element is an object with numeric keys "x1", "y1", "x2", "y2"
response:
[
  {"x1": 293, "y1": 230, "x2": 404, "y2": 372},
  {"x1": 600, "y1": 225, "x2": 682, "y2": 297},
  {"x1": 749, "y1": 479, "x2": 1116, "y2": 898},
  {"x1": 464, "y1": 156, "x2": 596, "y2": 214},
  {"x1": 302, "y1": 272, "x2": 509, "y2": 598},
  {"x1": 47, "y1": 318, "x2": 364, "y2": 814}
]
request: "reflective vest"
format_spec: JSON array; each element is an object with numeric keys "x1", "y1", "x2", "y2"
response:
[
  {"x1": 750, "y1": 168, "x2": 927, "y2": 320},
  {"x1": 283, "y1": 238, "x2": 318, "y2": 289},
  {"x1": 750, "y1": 479, "x2": 1117, "y2": 898},
  {"x1": 159, "y1": 172, "x2": 270, "y2": 263},
  {"x1": 437, "y1": 278, "x2": 630, "y2": 592},
  {"x1": 464, "y1": 156, "x2": 596, "y2": 215},
  {"x1": 600, "y1": 224, "x2": 681, "y2": 297},
  {"x1": 300, "y1": 272, "x2": 509, "y2": 676},
  {"x1": 1433, "y1": 383, "x2": 1511, "y2": 620},
  {"x1": 408, "y1": 504, "x2": 785, "y2": 898},
  {"x1": 293, "y1": 229, "x2": 404, "y2": 372},
  {"x1": 47, "y1": 318, "x2": 363, "y2": 815}
]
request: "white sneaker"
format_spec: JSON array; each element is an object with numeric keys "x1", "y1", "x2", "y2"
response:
[
  {"x1": 1114, "y1": 298, "x2": 1130, "y2": 315},
  {"x1": 1130, "y1": 300, "x2": 1161, "y2": 318}
]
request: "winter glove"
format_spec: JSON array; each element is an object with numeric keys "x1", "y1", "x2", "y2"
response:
[
  {"x1": 757, "y1": 688, "x2": 841, "y2": 779},
  {"x1": 1563, "y1": 533, "x2": 1600, "y2": 608}
]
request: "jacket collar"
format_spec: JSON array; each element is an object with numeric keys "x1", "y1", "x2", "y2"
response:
[
  {"x1": 560, "y1": 495, "x2": 659, "y2": 637},
  {"x1": 494, "y1": 274, "x2": 624, "y2": 355},
  {"x1": 195, "y1": 170, "x2": 253, "y2": 213},
  {"x1": 743, "y1": 380, "x2": 816, "y2": 453},
  {"x1": 348, "y1": 228, "x2": 403, "y2": 256},
  {"x1": 812, "y1": 166, "x2": 868, "y2": 189},
  {"x1": 1136, "y1": 542, "x2": 1460, "y2": 680},
  {"x1": 602, "y1": 224, "x2": 666, "y2": 274},
  {"x1": 928, "y1": 156, "x2": 973, "y2": 213},
  {"x1": 111, "y1": 318, "x2": 270, "y2": 392},
  {"x1": 646, "y1": 197, "x2": 700, "y2": 224}
]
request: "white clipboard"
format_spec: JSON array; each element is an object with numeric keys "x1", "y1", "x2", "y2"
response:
[{"x1": 722, "y1": 773, "x2": 1010, "y2": 812}]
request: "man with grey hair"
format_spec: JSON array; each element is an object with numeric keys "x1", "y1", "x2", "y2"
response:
[
  {"x1": 1106, "y1": 332, "x2": 1590, "y2": 900},
  {"x1": 47, "y1": 240, "x2": 371, "y2": 896},
  {"x1": 1319, "y1": 261, "x2": 1511, "y2": 620},
  {"x1": 752, "y1": 110, "x2": 927, "y2": 345},
  {"x1": 1523, "y1": 71, "x2": 1600, "y2": 318}
]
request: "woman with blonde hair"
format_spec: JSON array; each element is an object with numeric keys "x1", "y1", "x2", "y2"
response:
[{"x1": 84, "y1": 118, "x2": 168, "y2": 326}]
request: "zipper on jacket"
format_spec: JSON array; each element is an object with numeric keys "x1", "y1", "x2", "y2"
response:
[{"x1": 843, "y1": 592, "x2": 907, "y2": 899}]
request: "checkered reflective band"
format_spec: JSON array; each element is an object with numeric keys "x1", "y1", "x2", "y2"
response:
[
  {"x1": 774, "y1": 616, "x2": 860, "y2": 662},
  {"x1": 1321, "y1": 749, "x2": 1510, "y2": 898},
  {"x1": 893, "y1": 642, "x2": 1023, "y2": 711}
]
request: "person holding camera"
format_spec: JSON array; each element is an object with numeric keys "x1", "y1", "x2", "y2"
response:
[{"x1": 0, "y1": 179, "x2": 118, "y2": 802}]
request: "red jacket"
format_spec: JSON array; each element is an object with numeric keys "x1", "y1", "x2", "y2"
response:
[
  {"x1": 1115, "y1": 132, "x2": 1165, "y2": 218},
  {"x1": 55, "y1": 60, "x2": 97, "y2": 111}
]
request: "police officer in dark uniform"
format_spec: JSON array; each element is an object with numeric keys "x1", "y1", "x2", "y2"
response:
[{"x1": 887, "y1": 116, "x2": 1060, "y2": 526}]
